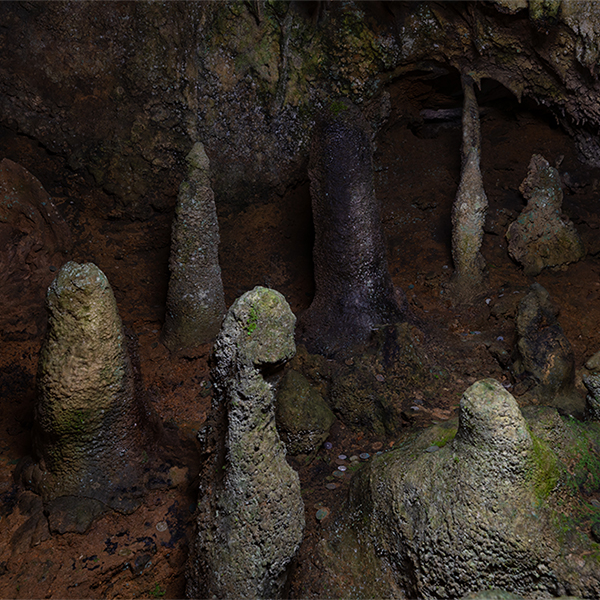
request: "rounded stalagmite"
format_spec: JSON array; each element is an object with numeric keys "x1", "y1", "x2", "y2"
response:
[
  {"x1": 30, "y1": 261, "x2": 151, "y2": 516},
  {"x1": 187, "y1": 286, "x2": 304, "y2": 600}
]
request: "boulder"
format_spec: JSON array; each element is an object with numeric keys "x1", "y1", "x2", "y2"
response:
[
  {"x1": 513, "y1": 283, "x2": 583, "y2": 415},
  {"x1": 506, "y1": 154, "x2": 585, "y2": 276},
  {"x1": 187, "y1": 286, "x2": 304, "y2": 599},
  {"x1": 275, "y1": 369, "x2": 335, "y2": 456}
]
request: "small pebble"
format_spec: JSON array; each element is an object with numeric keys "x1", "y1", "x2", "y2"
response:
[
  {"x1": 375, "y1": 374, "x2": 385, "y2": 382},
  {"x1": 425, "y1": 445, "x2": 440, "y2": 453},
  {"x1": 325, "y1": 483, "x2": 337, "y2": 490},
  {"x1": 350, "y1": 455, "x2": 359, "y2": 462},
  {"x1": 359, "y1": 453, "x2": 370, "y2": 460},
  {"x1": 316, "y1": 507, "x2": 330, "y2": 521},
  {"x1": 338, "y1": 465, "x2": 347, "y2": 472},
  {"x1": 372, "y1": 442, "x2": 383, "y2": 451},
  {"x1": 332, "y1": 471, "x2": 345, "y2": 478},
  {"x1": 49, "y1": 265, "x2": 57, "y2": 272},
  {"x1": 338, "y1": 454, "x2": 347, "y2": 460},
  {"x1": 485, "y1": 298, "x2": 491, "y2": 305},
  {"x1": 156, "y1": 521, "x2": 168, "y2": 532},
  {"x1": 324, "y1": 442, "x2": 332, "y2": 450},
  {"x1": 410, "y1": 405, "x2": 421, "y2": 411}
]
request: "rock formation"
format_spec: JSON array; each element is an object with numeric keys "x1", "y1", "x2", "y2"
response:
[
  {"x1": 449, "y1": 73, "x2": 488, "y2": 303},
  {"x1": 24, "y1": 262, "x2": 153, "y2": 520},
  {"x1": 162, "y1": 142, "x2": 226, "y2": 352},
  {"x1": 297, "y1": 99, "x2": 405, "y2": 356},
  {"x1": 0, "y1": 158, "x2": 71, "y2": 339},
  {"x1": 506, "y1": 154, "x2": 585, "y2": 275},
  {"x1": 513, "y1": 283, "x2": 583, "y2": 415},
  {"x1": 187, "y1": 286, "x2": 304, "y2": 599},
  {"x1": 275, "y1": 369, "x2": 335, "y2": 456},
  {"x1": 348, "y1": 379, "x2": 600, "y2": 598}
]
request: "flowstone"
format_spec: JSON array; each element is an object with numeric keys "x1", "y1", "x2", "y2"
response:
[
  {"x1": 162, "y1": 142, "x2": 226, "y2": 352},
  {"x1": 296, "y1": 99, "x2": 405, "y2": 357},
  {"x1": 506, "y1": 154, "x2": 585, "y2": 276},
  {"x1": 187, "y1": 286, "x2": 305, "y2": 600},
  {"x1": 449, "y1": 73, "x2": 488, "y2": 304},
  {"x1": 23, "y1": 262, "x2": 154, "y2": 519},
  {"x1": 348, "y1": 379, "x2": 600, "y2": 598},
  {"x1": 513, "y1": 283, "x2": 584, "y2": 415}
]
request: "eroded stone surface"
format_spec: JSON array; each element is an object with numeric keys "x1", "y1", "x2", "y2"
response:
[
  {"x1": 28, "y1": 262, "x2": 151, "y2": 516},
  {"x1": 297, "y1": 99, "x2": 404, "y2": 356},
  {"x1": 348, "y1": 379, "x2": 600, "y2": 598},
  {"x1": 162, "y1": 142, "x2": 226, "y2": 352},
  {"x1": 187, "y1": 287, "x2": 304, "y2": 599},
  {"x1": 507, "y1": 154, "x2": 585, "y2": 276}
]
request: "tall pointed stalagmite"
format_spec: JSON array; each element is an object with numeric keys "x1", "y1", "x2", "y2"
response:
[
  {"x1": 448, "y1": 73, "x2": 488, "y2": 304},
  {"x1": 162, "y1": 142, "x2": 226, "y2": 352}
]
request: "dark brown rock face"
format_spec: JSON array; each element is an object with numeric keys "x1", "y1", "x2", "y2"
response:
[
  {"x1": 0, "y1": 158, "x2": 71, "y2": 339},
  {"x1": 297, "y1": 101, "x2": 405, "y2": 356}
]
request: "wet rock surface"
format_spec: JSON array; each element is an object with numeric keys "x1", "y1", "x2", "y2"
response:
[
  {"x1": 187, "y1": 287, "x2": 304, "y2": 599},
  {"x1": 297, "y1": 100, "x2": 405, "y2": 356}
]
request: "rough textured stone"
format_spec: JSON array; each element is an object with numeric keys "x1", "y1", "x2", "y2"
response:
[
  {"x1": 29, "y1": 261, "x2": 152, "y2": 514},
  {"x1": 275, "y1": 369, "x2": 335, "y2": 456},
  {"x1": 506, "y1": 154, "x2": 585, "y2": 276},
  {"x1": 449, "y1": 73, "x2": 488, "y2": 304},
  {"x1": 187, "y1": 287, "x2": 304, "y2": 600},
  {"x1": 161, "y1": 142, "x2": 226, "y2": 352},
  {"x1": 513, "y1": 283, "x2": 583, "y2": 415},
  {"x1": 348, "y1": 379, "x2": 600, "y2": 598},
  {"x1": 582, "y1": 373, "x2": 600, "y2": 421},
  {"x1": 297, "y1": 100, "x2": 405, "y2": 356},
  {"x1": 0, "y1": 158, "x2": 71, "y2": 339}
]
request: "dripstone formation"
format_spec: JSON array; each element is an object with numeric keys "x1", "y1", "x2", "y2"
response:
[
  {"x1": 506, "y1": 154, "x2": 585, "y2": 275},
  {"x1": 162, "y1": 142, "x2": 226, "y2": 352},
  {"x1": 26, "y1": 262, "x2": 152, "y2": 519},
  {"x1": 187, "y1": 286, "x2": 305, "y2": 599},
  {"x1": 348, "y1": 379, "x2": 600, "y2": 598},
  {"x1": 297, "y1": 99, "x2": 404, "y2": 356},
  {"x1": 513, "y1": 283, "x2": 583, "y2": 415},
  {"x1": 449, "y1": 73, "x2": 488, "y2": 303}
]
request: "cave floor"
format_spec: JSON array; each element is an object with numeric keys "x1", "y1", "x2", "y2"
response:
[{"x1": 2, "y1": 82, "x2": 600, "y2": 598}]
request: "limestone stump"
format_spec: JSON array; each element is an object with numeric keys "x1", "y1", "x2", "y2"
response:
[
  {"x1": 506, "y1": 154, "x2": 585, "y2": 275},
  {"x1": 187, "y1": 286, "x2": 305, "y2": 599},
  {"x1": 27, "y1": 262, "x2": 151, "y2": 518},
  {"x1": 296, "y1": 99, "x2": 404, "y2": 357},
  {"x1": 513, "y1": 283, "x2": 583, "y2": 415},
  {"x1": 449, "y1": 73, "x2": 488, "y2": 303},
  {"x1": 162, "y1": 142, "x2": 226, "y2": 352},
  {"x1": 348, "y1": 379, "x2": 599, "y2": 598}
]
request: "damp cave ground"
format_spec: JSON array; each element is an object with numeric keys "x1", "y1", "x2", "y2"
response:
[{"x1": 2, "y1": 77, "x2": 600, "y2": 598}]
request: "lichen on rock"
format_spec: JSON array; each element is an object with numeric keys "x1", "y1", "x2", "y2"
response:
[
  {"x1": 187, "y1": 286, "x2": 304, "y2": 600},
  {"x1": 347, "y1": 378, "x2": 600, "y2": 598},
  {"x1": 506, "y1": 154, "x2": 585, "y2": 276},
  {"x1": 161, "y1": 142, "x2": 226, "y2": 352}
]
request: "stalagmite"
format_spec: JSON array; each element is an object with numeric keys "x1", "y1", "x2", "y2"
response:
[
  {"x1": 297, "y1": 99, "x2": 405, "y2": 356},
  {"x1": 187, "y1": 286, "x2": 304, "y2": 599},
  {"x1": 449, "y1": 73, "x2": 488, "y2": 303},
  {"x1": 24, "y1": 262, "x2": 153, "y2": 521},
  {"x1": 162, "y1": 142, "x2": 226, "y2": 352}
]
